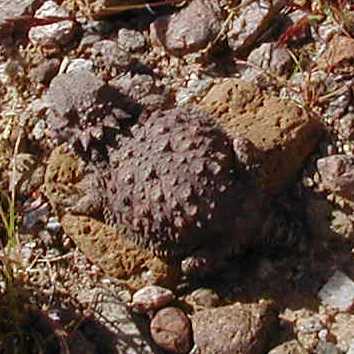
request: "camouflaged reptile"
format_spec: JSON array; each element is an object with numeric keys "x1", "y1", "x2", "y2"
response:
[{"x1": 44, "y1": 104, "x2": 309, "y2": 279}]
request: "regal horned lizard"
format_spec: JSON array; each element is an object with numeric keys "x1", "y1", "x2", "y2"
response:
[{"x1": 45, "y1": 106, "x2": 307, "y2": 278}]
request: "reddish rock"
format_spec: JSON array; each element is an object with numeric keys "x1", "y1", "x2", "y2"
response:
[
  {"x1": 28, "y1": 1, "x2": 77, "y2": 48},
  {"x1": 151, "y1": 0, "x2": 224, "y2": 56},
  {"x1": 318, "y1": 35, "x2": 354, "y2": 71},
  {"x1": 227, "y1": 0, "x2": 285, "y2": 57},
  {"x1": 150, "y1": 307, "x2": 193, "y2": 354},
  {"x1": 131, "y1": 286, "x2": 175, "y2": 314},
  {"x1": 30, "y1": 58, "x2": 60, "y2": 85},
  {"x1": 191, "y1": 301, "x2": 277, "y2": 354},
  {"x1": 317, "y1": 155, "x2": 354, "y2": 200}
]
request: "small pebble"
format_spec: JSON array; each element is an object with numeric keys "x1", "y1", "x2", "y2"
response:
[
  {"x1": 150, "y1": 307, "x2": 193, "y2": 354},
  {"x1": 46, "y1": 216, "x2": 61, "y2": 234},
  {"x1": 131, "y1": 285, "x2": 175, "y2": 314}
]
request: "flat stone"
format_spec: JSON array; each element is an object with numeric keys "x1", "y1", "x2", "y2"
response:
[
  {"x1": 200, "y1": 79, "x2": 322, "y2": 193},
  {"x1": 227, "y1": 0, "x2": 285, "y2": 56},
  {"x1": 318, "y1": 271, "x2": 354, "y2": 311},
  {"x1": 191, "y1": 301, "x2": 277, "y2": 354},
  {"x1": 28, "y1": 1, "x2": 76, "y2": 47},
  {"x1": 131, "y1": 286, "x2": 175, "y2": 314},
  {"x1": 117, "y1": 28, "x2": 146, "y2": 52},
  {"x1": 150, "y1": 0, "x2": 224, "y2": 57}
]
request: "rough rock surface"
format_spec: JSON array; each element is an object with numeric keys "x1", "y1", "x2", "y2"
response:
[
  {"x1": 44, "y1": 144, "x2": 87, "y2": 213},
  {"x1": 191, "y1": 300, "x2": 277, "y2": 354},
  {"x1": 150, "y1": 0, "x2": 224, "y2": 56},
  {"x1": 61, "y1": 214, "x2": 179, "y2": 289},
  {"x1": 28, "y1": 1, "x2": 77, "y2": 48},
  {"x1": 131, "y1": 286, "x2": 175, "y2": 314},
  {"x1": 242, "y1": 42, "x2": 293, "y2": 81},
  {"x1": 227, "y1": 0, "x2": 285, "y2": 57},
  {"x1": 317, "y1": 155, "x2": 354, "y2": 200},
  {"x1": 45, "y1": 70, "x2": 132, "y2": 152},
  {"x1": 318, "y1": 270, "x2": 354, "y2": 311},
  {"x1": 200, "y1": 79, "x2": 322, "y2": 193}
]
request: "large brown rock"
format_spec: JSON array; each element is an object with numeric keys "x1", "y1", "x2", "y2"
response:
[
  {"x1": 200, "y1": 79, "x2": 322, "y2": 193},
  {"x1": 191, "y1": 301, "x2": 277, "y2": 354}
]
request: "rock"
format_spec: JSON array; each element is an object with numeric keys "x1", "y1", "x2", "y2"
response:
[
  {"x1": 338, "y1": 113, "x2": 354, "y2": 140},
  {"x1": 28, "y1": 1, "x2": 77, "y2": 48},
  {"x1": 176, "y1": 77, "x2": 213, "y2": 105},
  {"x1": 318, "y1": 271, "x2": 354, "y2": 311},
  {"x1": 200, "y1": 79, "x2": 322, "y2": 193},
  {"x1": 191, "y1": 301, "x2": 277, "y2": 354},
  {"x1": 110, "y1": 72, "x2": 169, "y2": 113},
  {"x1": 61, "y1": 214, "x2": 179, "y2": 290},
  {"x1": 131, "y1": 286, "x2": 175, "y2": 314},
  {"x1": 184, "y1": 288, "x2": 221, "y2": 311},
  {"x1": 66, "y1": 58, "x2": 94, "y2": 73},
  {"x1": 91, "y1": 39, "x2": 131, "y2": 73},
  {"x1": 330, "y1": 313, "x2": 354, "y2": 352},
  {"x1": 151, "y1": 0, "x2": 224, "y2": 56},
  {"x1": 318, "y1": 35, "x2": 354, "y2": 71},
  {"x1": 268, "y1": 339, "x2": 307, "y2": 354},
  {"x1": 150, "y1": 307, "x2": 193, "y2": 354},
  {"x1": 22, "y1": 201, "x2": 50, "y2": 231},
  {"x1": 46, "y1": 216, "x2": 61, "y2": 234},
  {"x1": 242, "y1": 42, "x2": 293, "y2": 81},
  {"x1": 227, "y1": 0, "x2": 285, "y2": 57},
  {"x1": 317, "y1": 155, "x2": 354, "y2": 200},
  {"x1": 30, "y1": 58, "x2": 60, "y2": 85},
  {"x1": 117, "y1": 28, "x2": 146, "y2": 52}
]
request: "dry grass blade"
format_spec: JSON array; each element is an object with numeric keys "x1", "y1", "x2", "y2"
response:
[{"x1": 91, "y1": 0, "x2": 186, "y2": 18}]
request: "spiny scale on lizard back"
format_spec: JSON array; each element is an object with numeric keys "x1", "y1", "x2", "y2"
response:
[{"x1": 104, "y1": 106, "x2": 237, "y2": 258}]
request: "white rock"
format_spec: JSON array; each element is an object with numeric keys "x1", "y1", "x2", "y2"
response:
[
  {"x1": 29, "y1": 1, "x2": 76, "y2": 47},
  {"x1": 131, "y1": 285, "x2": 175, "y2": 314},
  {"x1": 318, "y1": 271, "x2": 354, "y2": 311},
  {"x1": 66, "y1": 59, "x2": 94, "y2": 73}
]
